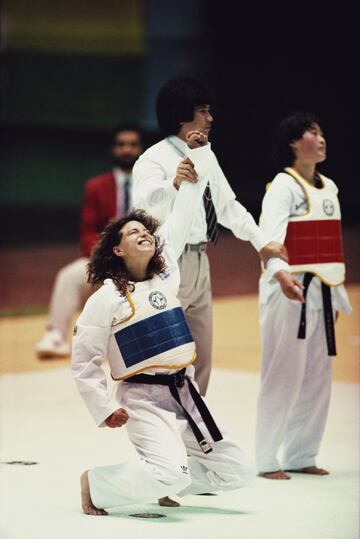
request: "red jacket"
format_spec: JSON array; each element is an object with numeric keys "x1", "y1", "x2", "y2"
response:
[{"x1": 80, "y1": 172, "x2": 117, "y2": 257}]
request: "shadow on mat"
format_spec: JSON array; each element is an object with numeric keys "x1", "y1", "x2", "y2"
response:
[{"x1": 109, "y1": 503, "x2": 252, "y2": 522}]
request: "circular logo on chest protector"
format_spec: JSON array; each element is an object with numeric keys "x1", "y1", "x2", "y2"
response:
[
  {"x1": 149, "y1": 291, "x2": 167, "y2": 310},
  {"x1": 323, "y1": 199, "x2": 335, "y2": 216}
]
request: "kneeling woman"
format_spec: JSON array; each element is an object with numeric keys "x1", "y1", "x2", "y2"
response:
[{"x1": 71, "y1": 132, "x2": 255, "y2": 515}]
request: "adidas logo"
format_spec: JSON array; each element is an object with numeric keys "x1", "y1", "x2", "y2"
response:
[{"x1": 180, "y1": 465, "x2": 188, "y2": 474}]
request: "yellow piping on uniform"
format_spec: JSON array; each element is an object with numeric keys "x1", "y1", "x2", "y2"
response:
[
  {"x1": 124, "y1": 289, "x2": 136, "y2": 320},
  {"x1": 112, "y1": 288, "x2": 136, "y2": 325},
  {"x1": 285, "y1": 166, "x2": 325, "y2": 188},
  {"x1": 290, "y1": 270, "x2": 345, "y2": 287},
  {"x1": 284, "y1": 167, "x2": 312, "y2": 216},
  {"x1": 111, "y1": 352, "x2": 197, "y2": 381}
]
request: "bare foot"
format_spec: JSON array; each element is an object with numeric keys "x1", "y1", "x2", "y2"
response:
[
  {"x1": 81, "y1": 471, "x2": 108, "y2": 515},
  {"x1": 158, "y1": 496, "x2": 180, "y2": 507},
  {"x1": 285, "y1": 466, "x2": 329, "y2": 475},
  {"x1": 259, "y1": 470, "x2": 291, "y2": 480}
]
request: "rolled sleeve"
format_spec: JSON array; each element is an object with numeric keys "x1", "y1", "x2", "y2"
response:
[
  {"x1": 185, "y1": 143, "x2": 214, "y2": 176},
  {"x1": 265, "y1": 258, "x2": 291, "y2": 282},
  {"x1": 132, "y1": 157, "x2": 177, "y2": 222}
]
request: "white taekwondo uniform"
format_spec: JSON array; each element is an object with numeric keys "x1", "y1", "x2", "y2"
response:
[
  {"x1": 72, "y1": 143, "x2": 255, "y2": 510},
  {"x1": 255, "y1": 167, "x2": 351, "y2": 473}
]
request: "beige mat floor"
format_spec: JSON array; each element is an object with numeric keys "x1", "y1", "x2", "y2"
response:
[{"x1": 1, "y1": 285, "x2": 359, "y2": 382}]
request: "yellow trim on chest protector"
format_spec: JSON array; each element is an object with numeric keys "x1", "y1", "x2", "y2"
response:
[
  {"x1": 112, "y1": 288, "x2": 136, "y2": 326},
  {"x1": 111, "y1": 352, "x2": 197, "y2": 381}
]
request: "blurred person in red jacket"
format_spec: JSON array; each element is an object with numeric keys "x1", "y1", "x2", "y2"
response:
[{"x1": 35, "y1": 124, "x2": 143, "y2": 359}]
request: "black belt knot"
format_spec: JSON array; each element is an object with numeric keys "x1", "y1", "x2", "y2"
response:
[
  {"x1": 174, "y1": 369, "x2": 185, "y2": 387},
  {"x1": 124, "y1": 368, "x2": 223, "y2": 453}
]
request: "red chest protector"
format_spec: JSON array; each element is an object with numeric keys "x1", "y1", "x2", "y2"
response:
[{"x1": 283, "y1": 167, "x2": 345, "y2": 286}]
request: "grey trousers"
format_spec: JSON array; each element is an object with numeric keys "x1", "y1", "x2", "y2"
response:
[{"x1": 178, "y1": 249, "x2": 212, "y2": 396}]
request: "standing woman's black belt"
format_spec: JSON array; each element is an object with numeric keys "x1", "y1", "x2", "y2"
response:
[
  {"x1": 297, "y1": 272, "x2": 337, "y2": 356},
  {"x1": 124, "y1": 368, "x2": 223, "y2": 453}
]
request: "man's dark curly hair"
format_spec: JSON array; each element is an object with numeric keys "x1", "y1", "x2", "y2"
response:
[
  {"x1": 156, "y1": 77, "x2": 213, "y2": 137},
  {"x1": 272, "y1": 111, "x2": 321, "y2": 170},
  {"x1": 110, "y1": 122, "x2": 144, "y2": 146},
  {"x1": 87, "y1": 210, "x2": 166, "y2": 295}
]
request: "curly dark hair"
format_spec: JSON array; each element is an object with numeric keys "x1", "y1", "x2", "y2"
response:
[
  {"x1": 272, "y1": 111, "x2": 321, "y2": 170},
  {"x1": 87, "y1": 210, "x2": 167, "y2": 295},
  {"x1": 156, "y1": 77, "x2": 214, "y2": 137}
]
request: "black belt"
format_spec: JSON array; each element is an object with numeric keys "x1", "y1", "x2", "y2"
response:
[
  {"x1": 297, "y1": 272, "x2": 337, "y2": 356},
  {"x1": 124, "y1": 369, "x2": 223, "y2": 453},
  {"x1": 183, "y1": 243, "x2": 208, "y2": 253}
]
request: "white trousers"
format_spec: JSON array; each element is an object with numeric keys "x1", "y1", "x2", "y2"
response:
[
  {"x1": 255, "y1": 291, "x2": 333, "y2": 473},
  {"x1": 47, "y1": 257, "x2": 93, "y2": 338},
  {"x1": 89, "y1": 379, "x2": 255, "y2": 509}
]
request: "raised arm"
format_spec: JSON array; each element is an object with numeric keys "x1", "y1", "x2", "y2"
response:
[
  {"x1": 161, "y1": 131, "x2": 211, "y2": 259},
  {"x1": 132, "y1": 157, "x2": 177, "y2": 223}
]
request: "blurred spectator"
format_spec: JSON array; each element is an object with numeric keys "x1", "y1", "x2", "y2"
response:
[{"x1": 35, "y1": 124, "x2": 143, "y2": 359}]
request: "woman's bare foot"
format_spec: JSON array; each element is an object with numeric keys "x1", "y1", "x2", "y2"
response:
[
  {"x1": 285, "y1": 466, "x2": 329, "y2": 475},
  {"x1": 259, "y1": 470, "x2": 291, "y2": 480},
  {"x1": 81, "y1": 471, "x2": 108, "y2": 515},
  {"x1": 158, "y1": 496, "x2": 180, "y2": 507}
]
